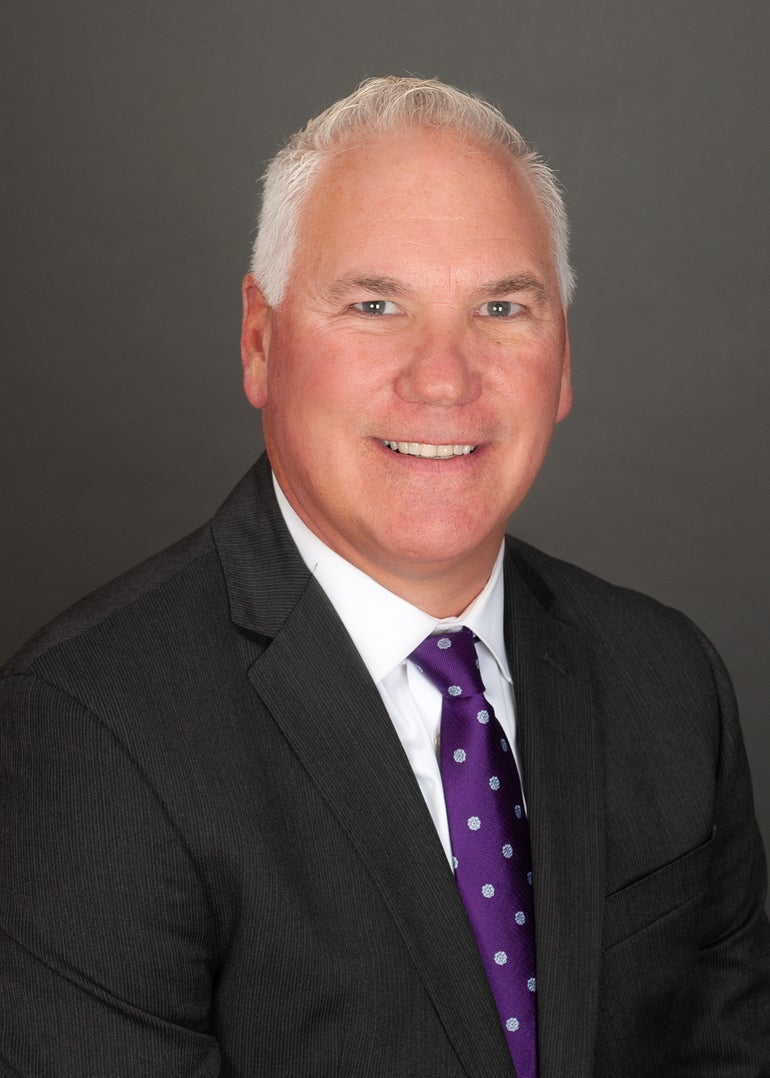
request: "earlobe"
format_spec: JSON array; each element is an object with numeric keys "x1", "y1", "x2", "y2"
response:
[{"x1": 241, "y1": 274, "x2": 272, "y2": 409}]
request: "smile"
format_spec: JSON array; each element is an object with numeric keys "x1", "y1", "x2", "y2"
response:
[{"x1": 383, "y1": 440, "x2": 477, "y2": 458}]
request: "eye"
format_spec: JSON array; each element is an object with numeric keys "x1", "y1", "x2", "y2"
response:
[
  {"x1": 350, "y1": 299, "x2": 401, "y2": 316},
  {"x1": 477, "y1": 300, "x2": 524, "y2": 318}
]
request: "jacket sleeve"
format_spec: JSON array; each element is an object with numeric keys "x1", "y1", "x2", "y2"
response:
[
  {"x1": 666, "y1": 626, "x2": 770, "y2": 1074},
  {"x1": 0, "y1": 673, "x2": 222, "y2": 1077}
]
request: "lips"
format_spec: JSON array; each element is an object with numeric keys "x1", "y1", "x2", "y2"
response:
[{"x1": 383, "y1": 440, "x2": 477, "y2": 458}]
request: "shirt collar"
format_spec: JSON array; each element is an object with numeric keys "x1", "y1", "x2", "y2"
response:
[{"x1": 273, "y1": 475, "x2": 511, "y2": 686}]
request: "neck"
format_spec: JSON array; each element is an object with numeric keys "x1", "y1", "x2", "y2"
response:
[{"x1": 354, "y1": 555, "x2": 497, "y2": 618}]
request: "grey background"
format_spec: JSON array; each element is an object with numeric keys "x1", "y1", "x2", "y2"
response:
[{"x1": 3, "y1": 1, "x2": 768, "y2": 874}]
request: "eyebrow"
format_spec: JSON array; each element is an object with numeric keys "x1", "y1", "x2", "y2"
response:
[
  {"x1": 324, "y1": 272, "x2": 550, "y2": 304},
  {"x1": 325, "y1": 275, "x2": 410, "y2": 301},
  {"x1": 476, "y1": 275, "x2": 550, "y2": 303}
]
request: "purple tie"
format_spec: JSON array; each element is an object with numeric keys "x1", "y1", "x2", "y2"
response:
[{"x1": 410, "y1": 627, "x2": 537, "y2": 1077}]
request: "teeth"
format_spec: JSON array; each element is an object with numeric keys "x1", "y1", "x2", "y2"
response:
[{"x1": 384, "y1": 440, "x2": 476, "y2": 458}]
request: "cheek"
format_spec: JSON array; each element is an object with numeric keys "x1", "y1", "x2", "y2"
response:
[
  {"x1": 264, "y1": 350, "x2": 358, "y2": 462},
  {"x1": 491, "y1": 352, "x2": 566, "y2": 421},
  {"x1": 267, "y1": 323, "x2": 338, "y2": 401},
  {"x1": 279, "y1": 344, "x2": 392, "y2": 430},
  {"x1": 264, "y1": 332, "x2": 330, "y2": 424}
]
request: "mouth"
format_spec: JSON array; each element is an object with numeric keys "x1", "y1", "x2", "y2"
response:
[{"x1": 383, "y1": 440, "x2": 477, "y2": 459}]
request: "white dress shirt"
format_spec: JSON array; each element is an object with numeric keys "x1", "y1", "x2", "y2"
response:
[{"x1": 273, "y1": 477, "x2": 522, "y2": 867}]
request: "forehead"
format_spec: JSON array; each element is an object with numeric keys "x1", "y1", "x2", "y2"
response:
[{"x1": 290, "y1": 127, "x2": 555, "y2": 289}]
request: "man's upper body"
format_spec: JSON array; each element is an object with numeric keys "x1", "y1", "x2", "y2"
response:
[
  {"x1": 2, "y1": 76, "x2": 768, "y2": 1075},
  {"x1": 3, "y1": 457, "x2": 768, "y2": 1076}
]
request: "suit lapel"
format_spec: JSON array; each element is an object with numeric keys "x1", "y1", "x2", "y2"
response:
[
  {"x1": 504, "y1": 545, "x2": 604, "y2": 1078},
  {"x1": 212, "y1": 459, "x2": 515, "y2": 1077}
]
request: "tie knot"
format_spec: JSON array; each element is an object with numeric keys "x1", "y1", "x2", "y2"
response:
[{"x1": 409, "y1": 626, "x2": 485, "y2": 699}]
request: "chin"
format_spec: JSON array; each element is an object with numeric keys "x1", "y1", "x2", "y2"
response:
[{"x1": 377, "y1": 524, "x2": 501, "y2": 570}]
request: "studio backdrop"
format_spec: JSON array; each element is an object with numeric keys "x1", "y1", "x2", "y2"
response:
[{"x1": 3, "y1": 0, "x2": 768, "y2": 875}]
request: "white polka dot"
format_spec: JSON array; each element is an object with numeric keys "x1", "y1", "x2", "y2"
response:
[
  {"x1": 489, "y1": 775, "x2": 500, "y2": 791},
  {"x1": 437, "y1": 637, "x2": 452, "y2": 649},
  {"x1": 481, "y1": 884, "x2": 495, "y2": 898},
  {"x1": 452, "y1": 855, "x2": 458, "y2": 869},
  {"x1": 506, "y1": 1017, "x2": 519, "y2": 1032},
  {"x1": 515, "y1": 911, "x2": 525, "y2": 925},
  {"x1": 494, "y1": 951, "x2": 508, "y2": 965},
  {"x1": 448, "y1": 685, "x2": 462, "y2": 697},
  {"x1": 501, "y1": 738, "x2": 508, "y2": 752},
  {"x1": 477, "y1": 709, "x2": 489, "y2": 724},
  {"x1": 453, "y1": 748, "x2": 466, "y2": 763},
  {"x1": 467, "y1": 816, "x2": 481, "y2": 831},
  {"x1": 514, "y1": 804, "x2": 523, "y2": 819},
  {"x1": 527, "y1": 977, "x2": 536, "y2": 992},
  {"x1": 527, "y1": 871, "x2": 533, "y2": 885},
  {"x1": 502, "y1": 844, "x2": 513, "y2": 858}
]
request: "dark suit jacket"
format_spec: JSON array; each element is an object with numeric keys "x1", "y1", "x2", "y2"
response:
[{"x1": 2, "y1": 456, "x2": 769, "y2": 1077}]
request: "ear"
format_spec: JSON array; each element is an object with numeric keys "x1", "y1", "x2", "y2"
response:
[
  {"x1": 555, "y1": 328, "x2": 572, "y2": 423},
  {"x1": 241, "y1": 274, "x2": 272, "y2": 409}
]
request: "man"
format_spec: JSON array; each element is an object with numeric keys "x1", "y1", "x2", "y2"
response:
[{"x1": 1, "y1": 77, "x2": 768, "y2": 1077}]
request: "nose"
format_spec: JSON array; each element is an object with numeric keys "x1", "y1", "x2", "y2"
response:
[{"x1": 394, "y1": 325, "x2": 481, "y2": 407}]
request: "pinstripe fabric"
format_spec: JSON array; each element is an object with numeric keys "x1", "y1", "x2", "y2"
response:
[{"x1": 1, "y1": 454, "x2": 768, "y2": 1076}]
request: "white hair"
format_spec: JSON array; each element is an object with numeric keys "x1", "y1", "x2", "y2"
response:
[{"x1": 250, "y1": 76, "x2": 576, "y2": 308}]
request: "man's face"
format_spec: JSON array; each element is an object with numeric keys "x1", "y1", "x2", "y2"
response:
[{"x1": 242, "y1": 127, "x2": 571, "y2": 610}]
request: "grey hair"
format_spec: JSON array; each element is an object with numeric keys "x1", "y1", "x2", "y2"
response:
[{"x1": 250, "y1": 76, "x2": 576, "y2": 308}]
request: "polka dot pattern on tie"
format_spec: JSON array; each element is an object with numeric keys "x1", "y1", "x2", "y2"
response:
[{"x1": 408, "y1": 627, "x2": 537, "y2": 1078}]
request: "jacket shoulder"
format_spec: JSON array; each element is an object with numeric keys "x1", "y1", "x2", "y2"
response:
[
  {"x1": 506, "y1": 535, "x2": 712, "y2": 661},
  {"x1": 2, "y1": 524, "x2": 220, "y2": 679}
]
